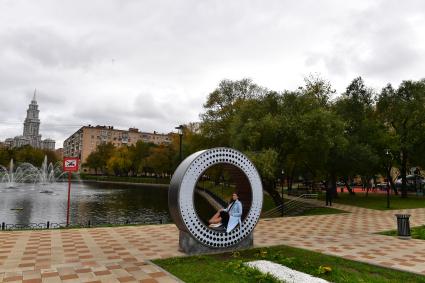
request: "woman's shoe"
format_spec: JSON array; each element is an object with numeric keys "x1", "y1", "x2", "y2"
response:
[{"x1": 209, "y1": 223, "x2": 222, "y2": 228}]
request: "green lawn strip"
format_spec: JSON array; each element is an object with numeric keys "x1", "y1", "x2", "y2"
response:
[
  {"x1": 154, "y1": 245, "x2": 425, "y2": 283},
  {"x1": 296, "y1": 207, "x2": 348, "y2": 216},
  {"x1": 319, "y1": 192, "x2": 425, "y2": 210},
  {"x1": 379, "y1": 225, "x2": 425, "y2": 240}
]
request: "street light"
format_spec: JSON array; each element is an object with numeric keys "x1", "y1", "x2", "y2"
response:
[
  {"x1": 281, "y1": 169, "x2": 285, "y2": 216},
  {"x1": 385, "y1": 149, "x2": 393, "y2": 209},
  {"x1": 175, "y1": 125, "x2": 184, "y2": 163},
  {"x1": 281, "y1": 169, "x2": 285, "y2": 199}
]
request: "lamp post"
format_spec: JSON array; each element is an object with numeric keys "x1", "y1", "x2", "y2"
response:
[
  {"x1": 281, "y1": 169, "x2": 285, "y2": 217},
  {"x1": 385, "y1": 149, "x2": 392, "y2": 209},
  {"x1": 175, "y1": 125, "x2": 184, "y2": 163},
  {"x1": 281, "y1": 169, "x2": 285, "y2": 199}
]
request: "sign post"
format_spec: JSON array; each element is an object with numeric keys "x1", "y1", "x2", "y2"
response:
[{"x1": 63, "y1": 157, "x2": 79, "y2": 226}]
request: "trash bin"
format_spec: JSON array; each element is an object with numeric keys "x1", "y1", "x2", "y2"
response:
[{"x1": 395, "y1": 214, "x2": 411, "y2": 239}]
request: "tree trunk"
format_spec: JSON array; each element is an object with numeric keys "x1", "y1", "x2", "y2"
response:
[
  {"x1": 263, "y1": 179, "x2": 284, "y2": 209},
  {"x1": 387, "y1": 166, "x2": 398, "y2": 195},
  {"x1": 286, "y1": 175, "x2": 293, "y2": 191},
  {"x1": 330, "y1": 172, "x2": 338, "y2": 198}
]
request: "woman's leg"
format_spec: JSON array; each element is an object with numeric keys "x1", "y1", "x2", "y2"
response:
[{"x1": 209, "y1": 211, "x2": 222, "y2": 224}]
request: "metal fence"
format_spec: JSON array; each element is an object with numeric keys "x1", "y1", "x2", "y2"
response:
[{"x1": 1, "y1": 218, "x2": 168, "y2": 231}]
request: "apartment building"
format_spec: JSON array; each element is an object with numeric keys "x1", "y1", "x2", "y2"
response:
[{"x1": 63, "y1": 125, "x2": 172, "y2": 164}]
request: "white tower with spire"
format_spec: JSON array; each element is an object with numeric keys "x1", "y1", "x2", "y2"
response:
[
  {"x1": 22, "y1": 89, "x2": 42, "y2": 148},
  {"x1": 3, "y1": 89, "x2": 55, "y2": 150}
]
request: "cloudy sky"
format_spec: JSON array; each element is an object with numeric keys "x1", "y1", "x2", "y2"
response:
[{"x1": 0, "y1": 0, "x2": 424, "y2": 148}]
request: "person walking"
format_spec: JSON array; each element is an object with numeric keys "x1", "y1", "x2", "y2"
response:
[{"x1": 325, "y1": 182, "x2": 333, "y2": 206}]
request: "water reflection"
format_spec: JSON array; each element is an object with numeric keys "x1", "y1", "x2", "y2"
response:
[{"x1": 0, "y1": 182, "x2": 170, "y2": 225}]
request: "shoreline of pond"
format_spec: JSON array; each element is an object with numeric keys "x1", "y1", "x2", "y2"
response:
[{"x1": 79, "y1": 179, "x2": 170, "y2": 188}]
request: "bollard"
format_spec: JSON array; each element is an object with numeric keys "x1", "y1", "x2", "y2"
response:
[
  {"x1": 47, "y1": 221, "x2": 50, "y2": 229},
  {"x1": 88, "y1": 220, "x2": 91, "y2": 227},
  {"x1": 395, "y1": 214, "x2": 411, "y2": 239},
  {"x1": 1, "y1": 222, "x2": 4, "y2": 230}
]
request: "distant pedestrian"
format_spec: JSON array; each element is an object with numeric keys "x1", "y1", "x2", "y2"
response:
[{"x1": 325, "y1": 183, "x2": 333, "y2": 206}]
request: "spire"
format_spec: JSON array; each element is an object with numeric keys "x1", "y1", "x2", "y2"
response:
[{"x1": 32, "y1": 89, "x2": 37, "y2": 102}]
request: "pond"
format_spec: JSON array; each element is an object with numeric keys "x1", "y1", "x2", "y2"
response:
[{"x1": 0, "y1": 181, "x2": 171, "y2": 226}]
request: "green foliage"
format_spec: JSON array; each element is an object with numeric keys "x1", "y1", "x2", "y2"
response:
[
  {"x1": 191, "y1": 76, "x2": 425, "y2": 206},
  {"x1": 107, "y1": 146, "x2": 132, "y2": 176},
  {"x1": 200, "y1": 78, "x2": 267, "y2": 147},
  {"x1": 0, "y1": 146, "x2": 58, "y2": 167},
  {"x1": 246, "y1": 149, "x2": 279, "y2": 183},
  {"x1": 84, "y1": 142, "x2": 115, "y2": 173},
  {"x1": 84, "y1": 139, "x2": 179, "y2": 176},
  {"x1": 377, "y1": 79, "x2": 425, "y2": 196}
]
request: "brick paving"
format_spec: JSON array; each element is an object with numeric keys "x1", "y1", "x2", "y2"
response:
[
  {"x1": 2, "y1": 204, "x2": 425, "y2": 281},
  {"x1": 0, "y1": 225, "x2": 183, "y2": 283},
  {"x1": 256, "y1": 203, "x2": 425, "y2": 275}
]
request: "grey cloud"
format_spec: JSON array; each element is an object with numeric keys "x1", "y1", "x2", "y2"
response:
[
  {"x1": 1, "y1": 27, "x2": 101, "y2": 69},
  {"x1": 307, "y1": 0, "x2": 425, "y2": 83}
]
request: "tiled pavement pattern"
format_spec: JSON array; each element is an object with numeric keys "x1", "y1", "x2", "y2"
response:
[
  {"x1": 257, "y1": 204, "x2": 425, "y2": 275},
  {"x1": 2, "y1": 205, "x2": 425, "y2": 282},
  {"x1": 0, "y1": 225, "x2": 183, "y2": 283}
]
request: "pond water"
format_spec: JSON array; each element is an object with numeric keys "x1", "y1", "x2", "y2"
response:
[{"x1": 0, "y1": 181, "x2": 171, "y2": 225}]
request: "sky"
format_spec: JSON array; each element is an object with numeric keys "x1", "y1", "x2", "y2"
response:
[{"x1": 0, "y1": 0, "x2": 424, "y2": 148}]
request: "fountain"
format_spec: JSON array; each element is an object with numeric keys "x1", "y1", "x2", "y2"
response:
[{"x1": 0, "y1": 156, "x2": 66, "y2": 189}]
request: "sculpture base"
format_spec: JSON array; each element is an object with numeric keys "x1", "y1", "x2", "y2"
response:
[{"x1": 179, "y1": 230, "x2": 253, "y2": 255}]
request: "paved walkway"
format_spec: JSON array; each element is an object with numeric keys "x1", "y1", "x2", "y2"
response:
[{"x1": 2, "y1": 204, "x2": 425, "y2": 282}]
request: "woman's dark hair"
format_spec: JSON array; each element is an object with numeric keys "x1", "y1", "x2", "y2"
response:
[{"x1": 229, "y1": 192, "x2": 239, "y2": 204}]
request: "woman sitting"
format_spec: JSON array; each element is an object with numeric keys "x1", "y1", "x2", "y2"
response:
[{"x1": 208, "y1": 192, "x2": 242, "y2": 232}]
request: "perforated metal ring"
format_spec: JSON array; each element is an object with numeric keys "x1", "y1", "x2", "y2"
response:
[{"x1": 169, "y1": 147, "x2": 263, "y2": 248}]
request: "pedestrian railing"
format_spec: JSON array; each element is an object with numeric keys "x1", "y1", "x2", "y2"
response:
[
  {"x1": 262, "y1": 194, "x2": 319, "y2": 218},
  {"x1": 0, "y1": 218, "x2": 168, "y2": 231}
]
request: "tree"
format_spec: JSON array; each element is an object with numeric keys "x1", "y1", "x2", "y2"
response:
[
  {"x1": 14, "y1": 146, "x2": 46, "y2": 167},
  {"x1": 333, "y1": 77, "x2": 383, "y2": 194},
  {"x1": 377, "y1": 79, "x2": 425, "y2": 197},
  {"x1": 84, "y1": 143, "x2": 115, "y2": 174},
  {"x1": 144, "y1": 145, "x2": 175, "y2": 176},
  {"x1": 107, "y1": 146, "x2": 132, "y2": 176},
  {"x1": 128, "y1": 141, "x2": 155, "y2": 175},
  {"x1": 200, "y1": 78, "x2": 267, "y2": 147},
  {"x1": 246, "y1": 149, "x2": 282, "y2": 207},
  {"x1": 0, "y1": 148, "x2": 13, "y2": 167}
]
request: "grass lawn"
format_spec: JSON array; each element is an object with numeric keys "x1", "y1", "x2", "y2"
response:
[
  {"x1": 296, "y1": 207, "x2": 347, "y2": 216},
  {"x1": 320, "y1": 192, "x2": 425, "y2": 210},
  {"x1": 154, "y1": 245, "x2": 425, "y2": 283},
  {"x1": 380, "y1": 225, "x2": 425, "y2": 240}
]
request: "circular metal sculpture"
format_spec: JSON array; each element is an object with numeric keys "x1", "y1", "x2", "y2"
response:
[{"x1": 169, "y1": 147, "x2": 263, "y2": 249}]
